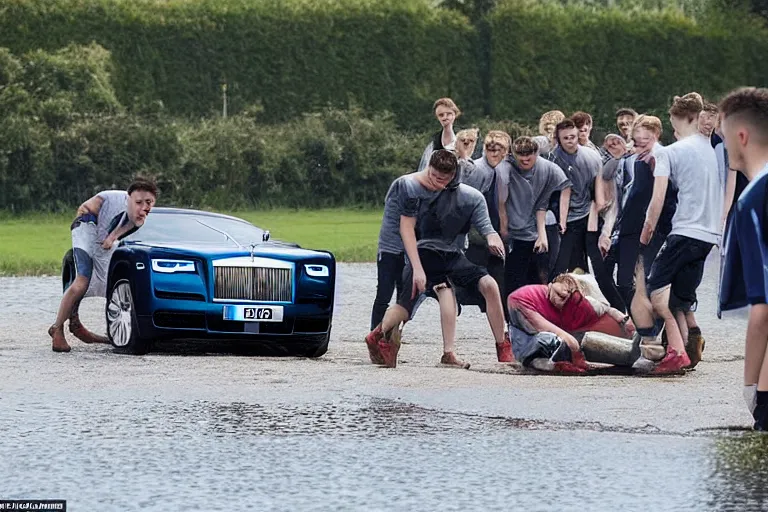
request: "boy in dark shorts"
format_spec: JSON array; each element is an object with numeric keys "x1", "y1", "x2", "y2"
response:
[
  {"x1": 718, "y1": 87, "x2": 768, "y2": 430},
  {"x1": 631, "y1": 93, "x2": 722, "y2": 374},
  {"x1": 365, "y1": 150, "x2": 511, "y2": 368}
]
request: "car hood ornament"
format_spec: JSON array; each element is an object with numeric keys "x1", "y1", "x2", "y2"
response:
[{"x1": 249, "y1": 243, "x2": 257, "y2": 262}]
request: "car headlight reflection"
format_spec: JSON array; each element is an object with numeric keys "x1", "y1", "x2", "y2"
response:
[
  {"x1": 151, "y1": 259, "x2": 197, "y2": 273},
  {"x1": 304, "y1": 264, "x2": 329, "y2": 278}
]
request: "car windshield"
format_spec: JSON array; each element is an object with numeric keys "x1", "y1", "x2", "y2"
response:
[{"x1": 124, "y1": 210, "x2": 266, "y2": 246}]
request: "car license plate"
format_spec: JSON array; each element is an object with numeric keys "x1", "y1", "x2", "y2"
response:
[{"x1": 222, "y1": 305, "x2": 284, "y2": 322}]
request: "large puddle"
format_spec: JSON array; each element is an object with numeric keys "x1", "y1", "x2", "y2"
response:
[{"x1": 2, "y1": 397, "x2": 768, "y2": 511}]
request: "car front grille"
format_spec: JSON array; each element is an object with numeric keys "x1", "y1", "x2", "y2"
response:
[{"x1": 214, "y1": 266, "x2": 292, "y2": 302}]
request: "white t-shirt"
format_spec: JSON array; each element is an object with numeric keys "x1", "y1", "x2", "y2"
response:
[{"x1": 653, "y1": 133, "x2": 723, "y2": 245}]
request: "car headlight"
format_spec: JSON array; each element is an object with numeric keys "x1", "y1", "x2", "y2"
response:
[
  {"x1": 304, "y1": 264, "x2": 329, "y2": 277},
  {"x1": 151, "y1": 259, "x2": 196, "y2": 273}
]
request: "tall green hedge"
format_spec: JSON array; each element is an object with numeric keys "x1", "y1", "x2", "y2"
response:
[
  {"x1": 489, "y1": 2, "x2": 768, "y2": 131},
  {"x1": 0, "y1": 0, "x2": 483, "y2": 130}
]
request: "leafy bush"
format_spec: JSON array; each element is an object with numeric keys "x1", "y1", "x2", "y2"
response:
[{"x1": 0, "y1": 0, "x2": 482, "y2": 130}]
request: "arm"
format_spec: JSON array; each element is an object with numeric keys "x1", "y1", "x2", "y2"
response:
[
  {"x1": 722, "y1": 168, "x2": 737, "y2": 231},
  {"x1": 498, "y1": 173, "x2": 509, "y2": 241},
  {"x1": 76, "y1": 195, "x2": 105, "y2": 217},
  {"x1": 641, "y1": 175, "x2": 669, "y2": 245},
  {"x1": 534, "y1": 210, "x2": 547, "y2": 253},
  {"x1": 470, "y1": 195, "x2": 505, "y2": 258},
  {"x1": 595, "y1": 173, "x2": 610, "y2": 213},
  {"x1": 558, "y1": 187, "x2": 572, "y2": 233},
  {"x1": 417, "y1": 142, "x2": 433, "y2": 173},
  {"x1": 517, "y1": 306, "x2": 581, "y2": 353},
  {"x1": 400, "y1": 215, "x2": 425, "y2": 298},
  {"x1": 102, "y1": 217, "x2": 137, "y2": 249}
]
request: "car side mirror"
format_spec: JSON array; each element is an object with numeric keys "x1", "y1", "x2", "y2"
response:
[{"x1": 263, "y1": 230, "x2": 270, "y2": 242}]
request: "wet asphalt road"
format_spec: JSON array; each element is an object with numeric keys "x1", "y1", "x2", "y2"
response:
[{"x1": 2, "y1": 253, "x2": 768, "y2": 511}]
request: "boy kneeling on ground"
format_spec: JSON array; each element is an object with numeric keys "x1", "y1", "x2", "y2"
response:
[
  {"x1": 365, "y1": 149, "x2": 512, "y2": 368},
  {"x1": 507, "y1": 273, "x2": 636, "y2": 373}
]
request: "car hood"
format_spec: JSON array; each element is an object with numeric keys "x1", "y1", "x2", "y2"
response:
[{"x1": 122, "y1": 241, "x2": 333, "y2": 261}]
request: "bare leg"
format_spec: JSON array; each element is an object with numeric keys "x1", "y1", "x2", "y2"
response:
[
  {"x1": 478, "y1": 276, "x2": 505, "y2": 345},
  {"x1": 49, "y1": 275, "x2": 90, "y2": 352},
  {"x1": 54, "y1": 276, "x2": 89, "y2": 327},
  {"x1": 675, "y1": 310, "x2": 689, "y2": 346},
  {"x1": 651, "y1": 286, "x2": 685, "y2": 355},
  {"x1": 629, "y1": 255, "x2": 665, "y2": 363},
  {"x1": 434, "y1": 284, "x2": 457, "y2": 355}
]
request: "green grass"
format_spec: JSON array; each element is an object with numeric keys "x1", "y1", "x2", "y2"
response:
[{"x1": 0, "y1": 208, "x2": 383, "y2": 276}]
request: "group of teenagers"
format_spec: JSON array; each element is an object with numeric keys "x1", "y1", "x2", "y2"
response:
[{"x1": 365, "y1": 86, "x2": 768, "y2": 406}]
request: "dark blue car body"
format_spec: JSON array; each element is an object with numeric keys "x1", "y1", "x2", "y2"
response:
[{"x1": 63, "y1": 208, "x2": 336, "y2": 356}]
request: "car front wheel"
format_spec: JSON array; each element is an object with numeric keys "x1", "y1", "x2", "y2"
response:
[{"x1": 107, "y1": 279, "x2": 151, "y2": 355}]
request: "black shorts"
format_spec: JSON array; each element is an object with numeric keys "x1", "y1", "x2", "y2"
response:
[
  {"x1": 398, "y1": 248, "x2": 489, "y2": 314},
  {"x1": 646, "y1": 234, "x2": 714, "y2": 309}
]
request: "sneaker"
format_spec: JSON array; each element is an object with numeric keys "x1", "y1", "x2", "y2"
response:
[
  {"x1": 48, "y1": 324, "x2": 71, "y2": 353},
  {"x1": 365, "y1": 325, "x2": 384, "y2": 365},
  {"x1": 650, "y1": 350, "x2": 690, "y2": 376},
  {"x1": 552, "y1": 361, "x2": 587, "y2": 374},
  {"x1": 496, "y1": 332, "x2": 514, "y2": 363},
  {"x1": 632, "y1": 356, "x2": 657, "y2": 374},
  {"x1": 69, "y1": 315, "x2": 109, "y2": 344},
  {"x1": 439, "y1": 352, "x2": 470, "y2": 369},
  {"x1": 378, "y1": 327, "x2": 402, "y2": 368},
  {"x1": 571, "y1": 350, "x2": 589, "y2": 371},
  {"x1": 684, "y1": 326, "x2": 705, "y2": 369}
]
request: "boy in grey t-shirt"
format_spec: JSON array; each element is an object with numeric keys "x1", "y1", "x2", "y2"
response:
[
  {"x1": 632, "y1": 92, "x2": 722, "y2": 375},
  {"x1": 500, "y1": 136, "x2": 571, "y2": 300},
  {"x1": 365, "y1": 150, "x2": 513, "y2": 368},
  {"x1": 49, "y1": 179, "x2": 158, "y2": 353},
  {"x1": 545, "y1": 119, "x2": 602, "y2": 279}
]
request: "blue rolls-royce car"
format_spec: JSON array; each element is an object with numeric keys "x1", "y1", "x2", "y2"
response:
[{"x1": 61, "y1": 208, "x2": 336, "y2": 356}]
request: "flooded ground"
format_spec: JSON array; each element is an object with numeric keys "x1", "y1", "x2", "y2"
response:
[{"x1": 2, "y1": 253, "x2": 767, "y2": 511}]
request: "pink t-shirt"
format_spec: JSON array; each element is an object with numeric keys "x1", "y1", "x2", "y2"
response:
[{"x1": 508, "y1": 285, "x2": 599, "y2": 332}]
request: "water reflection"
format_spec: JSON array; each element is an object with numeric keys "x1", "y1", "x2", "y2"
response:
[{"x1": 708, "y1": 433, "x2": 768, "y2": 510}]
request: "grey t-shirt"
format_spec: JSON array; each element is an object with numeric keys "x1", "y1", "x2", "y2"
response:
[
  {"x1": 96, "y1": 190, "x2": 129, "y2": 242},
  {"x1": 547, "y1": 146, "x2": 601, "y2": 222},
  {"x1": 464, "y1": 156, "x2": 506, "y2": 196},
  {"x1": 499, "y1": 158, "x2": 571, "y2": 241},
  {"x1": 653, "y1": 134, "x2": 723, "y2": 245},
  {"x1": 396, "y1": 179, "x2": 494, "y2": 253},
  {"x1": 377, "y1": 175, "x2": 438, "y2": 255}
]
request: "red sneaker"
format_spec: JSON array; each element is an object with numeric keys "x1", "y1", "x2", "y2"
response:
[
  {"x1": 571, "y1": 350, "x2": 589, "y2": 371},
  {"x1": 552, "y1": 361, "x2": 587, "y2": 374},
  {"x1": 378, "y1": 327, "x2": 401, "y2": 368},
  {"x1": 651, "y1": 350, "x2": 690, "y2": 375},
  {"x1": 365, "y1": 325, "x2": 384, "y2": 365},
  {"x1": 496, "y1": 332, "x2": 514, "y2": 363}
]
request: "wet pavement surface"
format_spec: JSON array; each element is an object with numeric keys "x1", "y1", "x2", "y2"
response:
[{"x1": 2, "y1": 252, "x2": 768, "y2": 511}]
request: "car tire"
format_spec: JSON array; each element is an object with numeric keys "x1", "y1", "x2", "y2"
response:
[
  {"x1": 301, "y1": 329, "x2": 331, "y2": 358},
  {"x1": 62, "y1": 249, "x2": 76, "y2": 293},
  {"x1": 107, "y1": 279, "x2": 151, "y2": 355}
]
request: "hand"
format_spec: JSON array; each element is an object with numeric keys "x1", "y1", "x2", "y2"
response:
[
  {"x1": 411, "y1": 267, "x2": 427, "y2": 300},
  {"x1": 640, "y1": 221, "x2": 654, "y2": 245},
  {"x1": 534, "y1": 235, "x2": 548, "y2": 254},
  {"x1": 559, "y1": 221, "x2": 567, "y2": 235},
  {"x1": 102, "y1": 235, "x2": 117, "y2": 250},
  {"x1": 598, "y1": 234, "x2": 612, "y2": 258},
  {"x1": 500, "y1": 227, "x2": 508, "y2": 242},
  {"x1": 623, "y1": 317, "x2": 636, "y2": 337},
  {"x1": 638, "y1": 150, "x2": 654, "y2": 164},
  {"x1": 486, "y1": 233, "x2": 506, "y2": 259}
]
